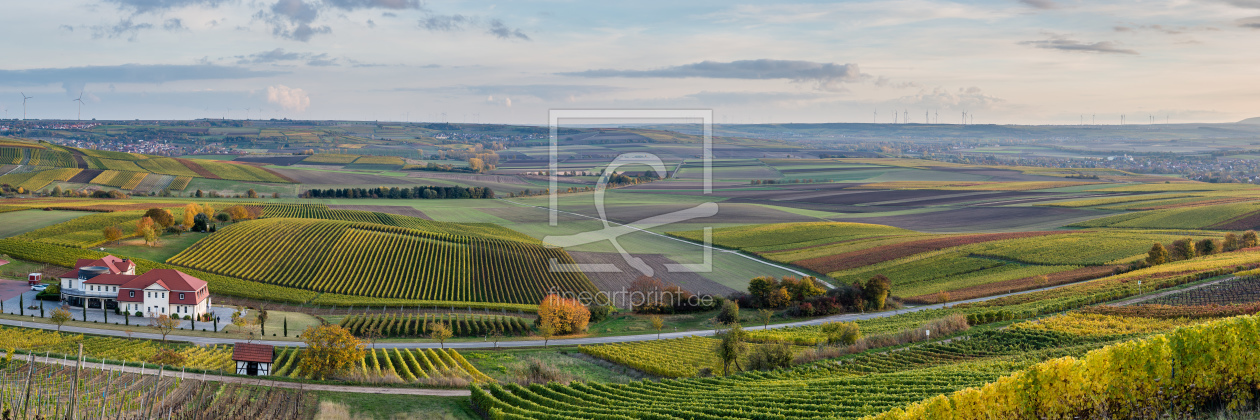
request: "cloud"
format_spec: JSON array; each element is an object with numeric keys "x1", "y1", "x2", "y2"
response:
[
  {"x1": 418, "y1": 13, "x2": 529, "y2": 40},
  {"x1": 1020, "y1": 36, "x2": 1138, "y2": 55},
  {"x1": 400, "y1": 84, "x2": 622, "y2": 102},
  {"x1": 267, "y1": 84, "x2": 310, "y2": 112},
  {"x1": 1219, "y1": 0, "x2": 1260, "y2": 8},
  {"x1": 102, "y1": 0, "x2": 229, "y2": 15},
  {"x1": 324, "y1": 0, "x2": 420, "y2": 10},
  {"x1": 1019, "y1": 0, "x2": 1058, "y2": 9},
  {"x1": 487, "y1": 19, "x2": 529, "y2": 40},
  {"x1": 684, "y1": 91, "x2": 831, "y2": 106},
  {"x1": 163, "y1": 18, "x2": 186, "y2": 31},
  {"x1": 236, "y1": 48, "x2": 340, "y2": 66},
  {"x1": 1114, "y1": 24, "x2": 1194, "y2": 34},
  {"x1": 1238, "y1": 16, "x2": 1260, "y2": 28},
  {"x1": 0, "y1": 64, "x2": 284, "y2": 86},
  {"x1": 895, "y1": 87, "x2": 1007, "y2": 111},
  {"x1": 91, "y1": 19, "x2": 154, "y2": 41},
  {"x1": 560, "y1": 59, "x2": 865, "y2": 90},
  {"x1": 421, "y1": 14, "x2": 471, "y2": 31}
]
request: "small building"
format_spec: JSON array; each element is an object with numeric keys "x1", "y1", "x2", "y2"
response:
[
  {"x1": 232, "y1": 343, "x2": 274, "y2": 376},
  {"x1": 28, "y1": 273, "x2": 41, "y2": 286}
]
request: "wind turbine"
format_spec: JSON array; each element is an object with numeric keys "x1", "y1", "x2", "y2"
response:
[
  {"x1": 74, "y1": 92, "x2": 86, "y2": 121},
  {"x1": 21, "y1": 92, "x2": 32, "y2": 120}
]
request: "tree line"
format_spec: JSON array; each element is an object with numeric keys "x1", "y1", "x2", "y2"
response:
[
  {"x1": 300, "y1": 186, "x2": 495, "y2": 199},
  {"x1": 1145, "y1": 231, "x2": 1258, "y2": 267}
]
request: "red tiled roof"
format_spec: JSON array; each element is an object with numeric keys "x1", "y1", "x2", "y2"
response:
[
  {"x1": 71, "y1": 255, "x2": 135, "y2": 275},
  {"x1": 232, "y1": 343, "x2": 274, "y2": 363},
  {"x1": 84, "y1": 274, "x2": 133, "y2": 286},
  {"x1": 112, "y1": 269, "x2": 209, "y2": 304}
]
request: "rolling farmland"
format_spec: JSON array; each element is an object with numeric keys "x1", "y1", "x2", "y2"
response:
[{"x1": 166, "y1": 217, "x2": 598, "y2": 305}]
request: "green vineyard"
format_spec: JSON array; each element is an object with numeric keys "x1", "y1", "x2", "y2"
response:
[
  {"x1": 339, "y1": 313, "x2": 533, "y2": 338},
  {"x1": 272, "y1": 346, "x2": 493, "y2": 384},
  {"x1": 166, "y1": 217, "x2": 598, "y2": 305},
  {"x1": 262, "y1": 204, "x2": 538, "y2": 242}
]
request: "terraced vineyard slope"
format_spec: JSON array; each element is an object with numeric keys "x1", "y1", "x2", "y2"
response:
[{"x1": 167, "y1": 217, "x2": 597, "y2": 305}]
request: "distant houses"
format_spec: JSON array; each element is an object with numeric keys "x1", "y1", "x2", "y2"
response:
[{"x1": 59, "y1": 255, "x2": 211, "y2": 318}]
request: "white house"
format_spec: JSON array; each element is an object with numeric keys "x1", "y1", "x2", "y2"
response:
[{"x1": 60, "y1": 255, "x2": 211, "y2": 318}]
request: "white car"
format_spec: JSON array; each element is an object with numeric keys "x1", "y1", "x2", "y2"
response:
[{"x1": 30, "y1": 284, "x2": 48, "y2": 292}]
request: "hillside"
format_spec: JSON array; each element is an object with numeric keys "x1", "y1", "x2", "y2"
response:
[{"x1": 167, "y1": 217, "x2": 597, "y2": 305}]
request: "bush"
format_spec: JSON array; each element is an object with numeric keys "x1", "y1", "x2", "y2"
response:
[
  {"x1": 715, "y1": 299, "x2": 740, "y2": 325},
  {"x1": 134, "y1": 311, "x2": 143, "y2": 317},
  {"x1": 746, "y1": 341, "x2": 794, "y2": 371},
  {"x1": 588, "y1": 304, "x2": 615, "y2": 323},
  {"x1": 514, "y1": 357, "x2": 571, "y2": 385},
  {"x1": 537, "y1": 294, "x2": 590, "y2": 335},
  {"x1": 821, "y1": 321, "x2": 862, "y2": 346}
]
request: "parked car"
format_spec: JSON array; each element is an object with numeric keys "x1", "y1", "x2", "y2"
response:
[{"x1": 30, "y1": 284, "x2": 48, "y2": 292}]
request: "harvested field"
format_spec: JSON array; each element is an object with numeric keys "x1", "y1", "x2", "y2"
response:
[
  {"x1": 902, "y1": 265, "x2": 1119, "y2": 304},
  {"x1": 268, "y1": 167, "x2": 414, "y2": 185},
  {"x1": 66, "y1": 169, "x2": 101, "y2": 183},
  {"x1": 557, "y1": 202, "x2": 819, "y2": 225},
  {"x1": 569, "y1": 251, "x2": 738, "y2": 307},
  {"x1": 131, "y1": 174, "x2": 174, "y2": 193},
  {"x1": 852, "y1": 206, "x2": 1104, "y2": 232},
  {"x1": 1209, "y1": 210, "x2": 1260, "y2": 230},
  {"x1": 792, "y1": 231, "x2": 1068, "y2": 274},
  {"x1": 234, "y1": 156, "x2": 308, "y2": 166},
  {"x1": 174, "y1": 158, "x2": 219, "y2": 178},
  {"x1": 326, "y1": 204, "x2": 430, "y2": 219},
  {"x1": 407, "y1": 172, "x2": 532, "y2": 185}
]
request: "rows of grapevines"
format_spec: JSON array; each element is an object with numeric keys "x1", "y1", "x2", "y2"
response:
[
  {"x1": 478, "y1": 330, "x2": 1111, "y2": 419},
  {"x1": 135, "y1": 156, "x2": 201, "y2": 177},
  {"x1": 261, "y1": 204, "x2": 540, "y2": 243},
  {"x1": 0, "y1": 167, "x2": 80, "y2": 191},
  {"x1": 273, "y1": 346, "x2": 492, "y2": 383},
  {"x1": 0, "y1": 147, "x2": 22, "y2": 164},
  {"x1": 89, "y1": 170, "x2": 145, "y2": 188},
  {"x1": 168, "y1": 176, "x2": 193, "y2": 190},
  {"x1": 166, "y1": 218, "x2": 599, "y2": 305},
  {"x1": 338, "y1": 313, "x2": 532, "y2": 338},
  {"x1": 27, "y1": 148, "x2": 76, "y2": 167},
  {"x1": 871, "y1": 315, "x2": 1260, "y2": 419}
]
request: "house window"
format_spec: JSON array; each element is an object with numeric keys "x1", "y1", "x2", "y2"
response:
[
  {"x1": 161, "y1": 307, "x2": 165, "y2": 313},
  {"x1": 129, "y1": 291, "x2": 135, "y2": 298},
  {"x1": 179, "y1": 293, "x2": 185, "y2": 300}
]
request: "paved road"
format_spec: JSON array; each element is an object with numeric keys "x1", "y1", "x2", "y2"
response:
[
  {"x1": 0, "y1": 351, "x2": 471, "y2": 396},
  {"x1": 0, "y1": 280, "x2": 1077, "y2": 349}
]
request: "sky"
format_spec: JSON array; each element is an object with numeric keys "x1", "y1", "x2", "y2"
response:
[{"x1": 0, "y1": 0, "x2": 1258, "y2": 125}]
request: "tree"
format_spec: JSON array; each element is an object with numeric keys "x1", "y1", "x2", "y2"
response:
[
  {"x1": 649, "y1": 315, "x2": 664, "y2": 339},
  {"x1": 748, "y1": 276, "x2": 778, "y2": 307},
  {"x1": 1147, "y1": 243, "x2": 1169, "y2": 265},
  {"x1": 1224, "y1": 233, "x2": 1241, "y2": 252},
  {"x1": 864, "y1": 275, "x2": 892, "y2": 311},
  {"x1": 182, "y1": 203, "x2": 198, "y2": 227},
  {"x1": 758, "y1": 309, "x2": 774, "y2": 329},
  {"x1": 143, "y1": 208, "x2": 175, "y2": 228},
  {"x1": 50, "y1": 306, "x2": 72, "y2": 331},
  {"x1": 537, "y1": 294, "x2": 590, "y2": 335},
  {"x1": 937, "y1": 290, "x2": 951, "y2": 307},
  {"x1": 134, "y1": 216, "x2": 155, "y2": 238},
  {"x1": 821, "y1": 321, "x2": 862, "y2": 346},
  {"x1": 299, "y1": 324, "x2": 365, "y2": 380},
  {"x1": 537, "y1": 320, "x2": 555, "y2": 348},
  {"x1": 215, "y1": 213, "x2": 231, "y2": 223},
  {"x1": 428, "y1": 322, "x2": 452, "y2": 348},
  {"x1": 713, "y1": 325, "x2": 748, "y2": 376},
  {"x1": 52, "y1": 185, "x2": 62, "y2": 196},
  {"x1": 716, "y1": 299, "x2": 740, "y2": 325},
  {"x1": 170, "y1": 224, "x2": 188, "y2": 236},
  {"x1": 1172, "y1": 238, "x2": 1197, "y2": 261},
  {"x1": 231, "y1": 308, "x2": 260, "y2": 342},
  {"x1": 283, "y1": 317, "x2": 289, "y2": 337},
  {"x1": 767, "y1": 287, "x2": 792, "y2": 308},
  {"x1": 1197, "y1": 238, "x2": 1219, "y2": 256},
  {"x1": 192, "y1": 213, "x2": 210, "y2": 232},
  {"x1": 247, "y1": 188, "x2": 258, "y2": 198},
  {"x1": 102, "y1": 226, "x2": 124, "y2": 245},
  {"x1": 1243, "y1": 231, "x2": 1258, "y2": 249},
  {"x1": 142, "y1": 226, "x2": 159, "y2": 247},
  {"x1": 490, "y1": 328, "x2": 504, "y2": 350},
  {"x1": 150, "y1": 314, "x2": 181, "y2": 342}
]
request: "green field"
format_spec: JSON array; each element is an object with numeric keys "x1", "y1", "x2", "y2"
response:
[{"x1": 0, "y1": 210, "x2": 95, "y2": 238}]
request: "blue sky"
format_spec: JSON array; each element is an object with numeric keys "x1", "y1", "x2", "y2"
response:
[{"x1": 1, "y1": 0, "x2": 1258, "y2": 124}]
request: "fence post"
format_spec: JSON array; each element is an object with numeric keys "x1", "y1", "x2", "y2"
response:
[{"x1": 68, "y1": 343, "x2": 84, "y2": 420}]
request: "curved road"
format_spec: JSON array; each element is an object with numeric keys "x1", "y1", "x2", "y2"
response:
[{"x1": 0, "y1": 279, "x2": 1075, "y2": 349}]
